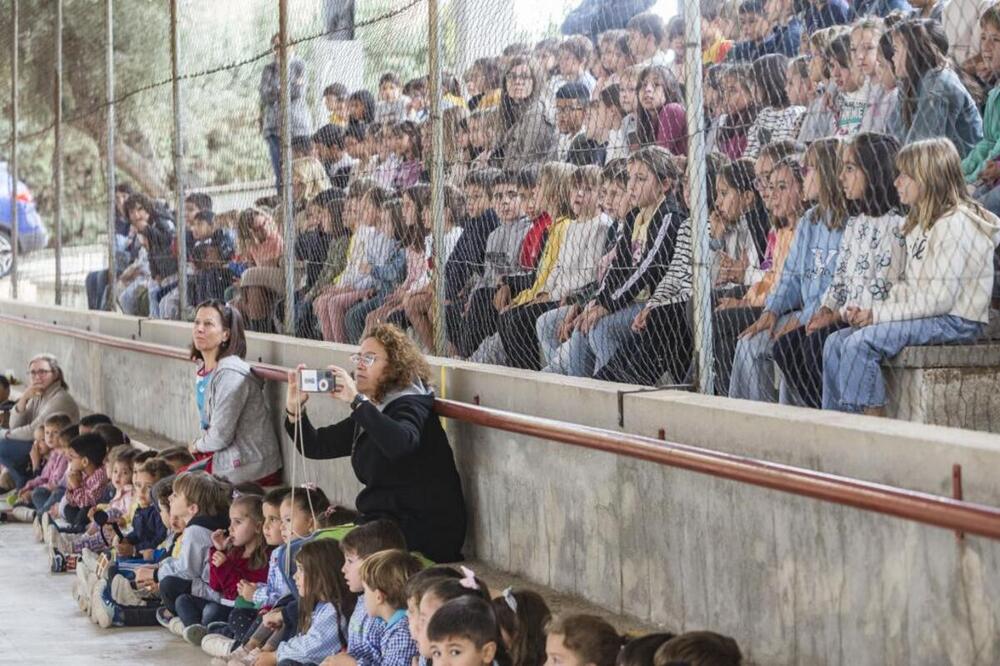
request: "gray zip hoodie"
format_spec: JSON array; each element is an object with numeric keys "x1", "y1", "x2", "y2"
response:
[{"x1": 193, "y1": 356, "x2": 282, "y2": 484}]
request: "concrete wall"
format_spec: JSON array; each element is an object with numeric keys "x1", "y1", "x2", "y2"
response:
[{"x1": 3, "y1": 299, "x2": 1000, "y2": 665}]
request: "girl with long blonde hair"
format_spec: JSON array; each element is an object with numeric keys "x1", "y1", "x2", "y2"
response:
[{"x1": 822, "y1": 137, "x2": 1000, "y2": 415}]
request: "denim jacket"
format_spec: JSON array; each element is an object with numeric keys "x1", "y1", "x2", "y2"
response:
[{"x1": 890, "y1": 68, "x2": 983, "y2": 159}]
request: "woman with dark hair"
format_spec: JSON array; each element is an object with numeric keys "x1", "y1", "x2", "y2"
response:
[
  {"x1": 634, "y1": 65, "x2": 687, "y2": 156},
  {"x1": 285, "y1": 324, "x2": 467, "y2": 563},
  {"x1": 889, "y1": 19, "x2": 983, "y2": 157},
  {"x1": 347, "y1": 89, "x2": 376, "y2": 133},
  {"x1": 188, "y1": 300, "x2": 282, "y2": 485},
  {"x1": 498, "y1": 56, "x2": 559, "y2": 169},
  {"x1": 0, "y1": 354, "x2": 79, "y2": 492}
]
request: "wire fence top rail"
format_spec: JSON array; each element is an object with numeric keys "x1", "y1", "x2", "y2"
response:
[{"x1": 3, "y1": 310, "x2": 1000, "y2": 541}]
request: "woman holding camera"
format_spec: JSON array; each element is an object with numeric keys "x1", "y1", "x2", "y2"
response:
[
  {"x1": 284, "y1": 323, "x2": 467, "y2": 563},
  {"x1": 188, "y1": 300, "x2": 283, "y2": 485}
]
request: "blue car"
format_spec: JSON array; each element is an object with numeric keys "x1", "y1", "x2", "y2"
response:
[{"x1": 0, "y1": 162, "x2": 48, "y2": 277}]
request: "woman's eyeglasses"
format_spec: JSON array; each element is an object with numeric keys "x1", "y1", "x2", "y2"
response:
[{"x1": 350, "y1": 353, "x2": 378, "y2": 368}]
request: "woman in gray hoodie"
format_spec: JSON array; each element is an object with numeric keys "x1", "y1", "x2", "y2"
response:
[{"x1": 188, "y1": 301, "x2": 282, "y2": 485}]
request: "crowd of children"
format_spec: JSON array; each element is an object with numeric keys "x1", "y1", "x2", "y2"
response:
[
  {"x1": 83, "y1": 2, "x2": 1000, "y2": 416},
  {"x1": 1, "y1": 411, "x2": 743, "y2": 666}
]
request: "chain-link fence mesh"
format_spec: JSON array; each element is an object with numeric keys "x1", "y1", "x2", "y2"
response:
[{"x1": 1, "y1": 0, "x2": 999, "y2": 433}]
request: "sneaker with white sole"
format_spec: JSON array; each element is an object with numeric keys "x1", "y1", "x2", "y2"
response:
[
  {"x1": 155, "y1": 606, "x2": 173, "y2": 629},
  {"x1": 227, "y1": 647, "x2": 260, "y2": 666},
  {"x1": 10, "y1": 506, "x2": 35, "y2": 522},
  {"x1": 168, "y1": 616, "x2": 185, "y2": 636},
  {"x1": 110, "y1": 574, "x2": 144, "y2": 607},
  {"x1": 53, "y1": 529, "x2": 74, "y2": 555},
  {"x1": 91, "y1": 581, "x2": 122, "y2": 629},
  {"x1": 41, "y1": 512, "x2": 52, "y2": 541},
  {"x1": 201, "y1": 633, "x2": 235, "y2": 658},
  {"x1": 32, "y1": 516, "x2": 43, "y2": 542},
  {"x1": 183, "y1": 623, "x2": 208, "y2": 646},
  {"x1": 45, "y1": 522, "x2": 58, "y2": 549},
  {"x1": 80, "y1": 548, "x2": 100, "y2": 572}
]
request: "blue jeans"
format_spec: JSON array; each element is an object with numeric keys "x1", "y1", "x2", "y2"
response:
[
  {"x1": 345, "y1": 296, "x2": 384, "y2": 345},
  {"x1": 728, "y1": 313, "x2": 796, "y2": 402},
  {"x1": 266, "y1": 133, "x2": 282, "y2": 190},
  {"x1": 176, "y1": 593, "x2": 231, "y2": 628},
  {"x1": 822, "y1": 315, "x2": 983, "y2": 412},
  {"x1": 0, "y1": 435, "x2": 35, "y2": 489},
  {"x1": 31, "y1": 486, "x2": 64, "y2": 514},
  {"x1": 543, "y1": 303, "x2": 641, "y2": 377}
]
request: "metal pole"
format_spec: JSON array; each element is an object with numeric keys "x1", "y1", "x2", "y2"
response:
[
  {"x1": 104, "y1": 0, "x2": 117, "y2": 311},
  {"x1": 9, "y1": 0, "x2": 18, "y2": 300},
  {"x1": 278, "y1": 0, "x2": 295, "y2": 335},
  {"x1": 682, "y1": 2, "x2": 713, "y2": 393},
  {"x1": 54, "y1": 0, "x2": 64, "y2": 306},
  {"x1": 428, "y1": 0, "x2": 447, "y2": 357},
  {"x1": 170, "y1": 0, "x2": 187, "y2": 320}
]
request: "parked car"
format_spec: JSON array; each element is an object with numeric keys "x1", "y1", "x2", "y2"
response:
[{"x1": 0, "y1": 162, "x2": 48, "y2": 277}]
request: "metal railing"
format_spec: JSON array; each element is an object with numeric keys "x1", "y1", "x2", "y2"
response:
[{"x1": 3, "y1": 310, "x2": 1000, "y2": 541}]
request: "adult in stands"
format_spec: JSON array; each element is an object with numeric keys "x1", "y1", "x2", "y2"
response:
[
  {"x1": 260, "y1": 33, "x2": 313, "y2": 189},
  {"x1": 188, "y1": 300, "x2": 282, "y2": 486},
  {"x1": 498, "y1": 56, "x2": 559, "y2": 170},
  {"x1": 0, "y1": 354, "x2": 79, "y2": 490},
  {"x1": 284, "y1": 323, "x2": 467, "y2": 562}
]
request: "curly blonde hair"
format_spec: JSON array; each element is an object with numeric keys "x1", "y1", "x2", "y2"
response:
[{"x1": 363, "y1": 324, "x2": 432, "y2": 403}]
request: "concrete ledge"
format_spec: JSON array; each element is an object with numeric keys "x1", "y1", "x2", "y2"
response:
[{"x1": 887, "y1": 342, "x2": 1000, "y2": 369}]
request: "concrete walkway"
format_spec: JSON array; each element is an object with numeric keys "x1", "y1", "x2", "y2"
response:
[{"x1": 0, "y1": 524, "x2": 205, "y2": 665}]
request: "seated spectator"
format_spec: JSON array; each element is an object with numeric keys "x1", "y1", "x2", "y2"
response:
[
  {"x1": 701, "y1": 3, "x2": 735, "y2": 64},
  {"x1": 727, "y1": 0, "x2": 771, "y2": 63},
  {"x1": 391, "y1": 121, "x2": 424, "y2": 190},
  {"x1": 859, "y1": 19, "x2": 900, "y2": 134},
  {"x1": 498, "y1": 57, "x2": 559, "y2": 169},
  {"x1": 803, "y1": 0, "x2": 853, "y2": 33},
  {"x1": 556, "y1": 82, "x2": 591, "y2": 163},
  {"x1": 59, "y1": 433, "x2": 111, "y2": 533},
  {"x1": 426, "y1": 596, "x2": 507, "y2": 666},
  {"x1": 744, "y1": 54, "x2": 806, "y2": 158},
  {"x1": 314, "y1": 124, "x2": 356, "y2": 188},
  {"x1": 826, "y1": 34, "x2": 872, "y2": 137},
  {"x1": 548, "y1": 35, "x2": 599, "y2": 107},
  {"x1": 544, "y1": 147, "x2": 686, "y2": 378},
  {"x1": 234, "y1": 207, "x2": 284, "y2": 333},
  {"x1": 465, "y1": 57, "x2": 503, "y2": 112},
  {"x1": 888, "y1": 19, "x2": 983, "y2": 157},
  {"x1": 596, "y1": 29, "x2": 635, "y2": 92},
  {"x1": 323, "y1": 82, "x2": 349, "y2": 127},
  {"x1": 796, "y1": 28, "x2": 840, "y2": 142},
  {"x1": 824, "y1": 138, "x2": 1000, "y2": 414},
  {"x1": 404, "y1": 77, "x2": 429, "y2": 123},
  {"x1": 728, "y1": 157, "x2": 806, "y2": 400},
  {"x1": 189, "y1": 210, "x2": 235, "y2": 305},
  {"x1": 653, "y1": 631, "x2": 743, "y2": 666},
  {"x1": 297, "y1": 189, "x2": 350, "y2": 339},
  {"x1": 86, "y1": 182, "x2": 135, "y2": 311},
  {"x1": 964, "y1": 6, "x2": 1000, "y2": 215},
  {"x1": 188, "y1": 300, "x2": 283, "y2": 485},
  {"x1": 545, "y1": 614, "x2": 624, "y2": 666},
  {"x1": 909, "y1": 0, "x2": 944, "y2": 22},
  {"x1": 635, "y1": 66, "x2": 687, "y2": 156},
  {"x1": 14, "y1": 413, "x2": 73, "y2": 518},
  {"x1": 0, "y1": 354, "x2": 79, "y2": 492},
  {"x1": 344, "y1": 197, "x2": 408, "y2": 344},
  {"x1": 774, "y1": 133, "x2": 899, "y2": 407},
  {"x1": 374, "y1": 72, "x2": 410, "y2": 125},
  {"x1": 286, "y1": 324, "x2": 468, "y2": 562},
  {"x1": 717, "y1": 64, "x2": 759, "y2": 159},
  {"x1": 627, "y1": 13, "x2": 671, "y2": 68},
  {"x1": 348, "y1": 89, "x2": 376, "y2": 135},
  {"x1": 855, "y1": 0, "x2": 912, "y2": 17},
  {"x1": 500, "y1": 165, "x2": 612, "y2": 370},
  {"x1": 123, "y1": 194, "x2": 179, "y2": 320}
]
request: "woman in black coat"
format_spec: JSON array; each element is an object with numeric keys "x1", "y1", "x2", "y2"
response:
[{"x1": 284, "y1": 324, "x2": 467, "y2": 563}]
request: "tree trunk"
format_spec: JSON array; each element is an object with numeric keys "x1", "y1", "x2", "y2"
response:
[{"x1": 69, "y1": 120, "x2": 169, "y2": 198}]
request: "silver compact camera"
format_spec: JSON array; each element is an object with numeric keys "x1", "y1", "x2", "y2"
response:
[{"x1": 299, "y1": 369, "x2": 337, "y2": 393}]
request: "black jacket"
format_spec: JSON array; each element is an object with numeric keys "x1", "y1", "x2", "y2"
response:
[
  {"x1": 444, "y1": 209, "x2": 500, "y2": 302},
  {"x1": 144, "y1": 215, "x2": 179, "y2": 281},
  {"x1": 287, "y1": 393, "x2": 467, "y2": 563},
  {"x1": 593, "y1": 196, "x2": 686, "y2": 313}
]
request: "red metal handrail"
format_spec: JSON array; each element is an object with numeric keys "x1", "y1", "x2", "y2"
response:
[{"x1": 4, "y1": 312, "x2": 1000, "y2": 540}]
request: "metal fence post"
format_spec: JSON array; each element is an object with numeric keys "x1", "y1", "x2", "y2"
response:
[
  {"x1": 105, "y1": 0, "x2": 117, "y2": 311},
  {"x1": 683, "y1": 1, "x2": 714, "y2": 393},
  {"x1": 170, "y1": 0, "x2": 187, "y2": 320},
  {"x1": 9, "y1": 0, "x2": 18, "y2": 300},
  {"x1": 428, "y1": 0, "x2": 447, "y2": 357},
  {"x1": 54, "y1": 0, "x2": 64, "y2": 306},
  {"x1": 278, "y1": 0, "x2": 295, "y2": 335}
]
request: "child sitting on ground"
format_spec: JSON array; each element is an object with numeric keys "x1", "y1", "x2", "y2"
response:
[
  {"x1": 411, "y1": 571, "x2": 492, "y2": 666},
  {"x1": 148, "y1": 471, "x2": 231, "y2": 633},
  {"x1": 652, "y1": 631, "x2": 743, "y2": 666},
  {"x1": 3, "y1": 425, "x2": 46, "y2": 521},
  {"x1": 354, "y1": 549, "x2": 423, "y2": 666},
  {"x1": 175, "y1": 493, "x2": 270, "y2": 647},
  {"x1": 493, "y1": 588, "x2": 552, "y2": 666},
  {"x1": 156, "y1": 446, "x2": 196, "y2": 472},
  {"x1": 47, "y1": 433, "x2": 110, "y2": 567},
  {"x1": 249, "y1": 539, "x2": 356, "y2": 666},
  {"x1": 545, "y1": 614, "x2": 624, "y2": 666},
  {"x1": 427, "y1": 596, "x2": 512, "y2": 666},
  {"x1": 14, "y1": 413, "x2": 73, "y2": 524}
]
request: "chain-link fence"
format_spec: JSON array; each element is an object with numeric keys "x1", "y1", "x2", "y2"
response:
[{"x1": 2, "y1": 0, "x2": 999, "y2": 433}]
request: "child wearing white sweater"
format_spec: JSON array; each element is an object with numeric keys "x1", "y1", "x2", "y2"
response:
[{"x1": 823, "y1": 138, "x2": 1000, "y2": 413}]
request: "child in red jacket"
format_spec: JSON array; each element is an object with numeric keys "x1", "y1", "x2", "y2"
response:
[{"x1": 173, "y1": 493, "x2": 270, "y2": 646}]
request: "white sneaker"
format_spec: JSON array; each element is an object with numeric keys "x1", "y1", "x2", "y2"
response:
[
  {"x1": 45, "y1": 522, "x2": 57, "y2": 549},
  {"x1": 10, "y1": 506, "x2": 35, "y2": 522},
  {"x1": 168, "y1": 616, "x2": 185, "y2": 636},
  {"x1": 110, "y1": 574, "x2": 144, "y2": 606},
  {"x1": 32, "y1": 516, "x2": 43, "y2": 542},
  {"x1": 90, "y1": 580, "x2": 109, "y2": 627},
  {"x1": 201, "y1": 633, "x2": 235, "y2": 658},
  {"x1": 227, "y1": 647, "x2": 259, "y2": 666},
  {"x1": 53, "y1": 529, "x2": 74, "y2": 555},
  {"x1": 80, "y1": 548, "x2": 100, "y2": 572}
]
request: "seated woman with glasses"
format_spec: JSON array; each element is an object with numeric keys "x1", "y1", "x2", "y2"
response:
[
  {"x1": 0, "y1": 354, "x2": 80, "y2": 492},
  {"x1": 283, "y1": 323, "x2": 467, "y2": 563}
]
